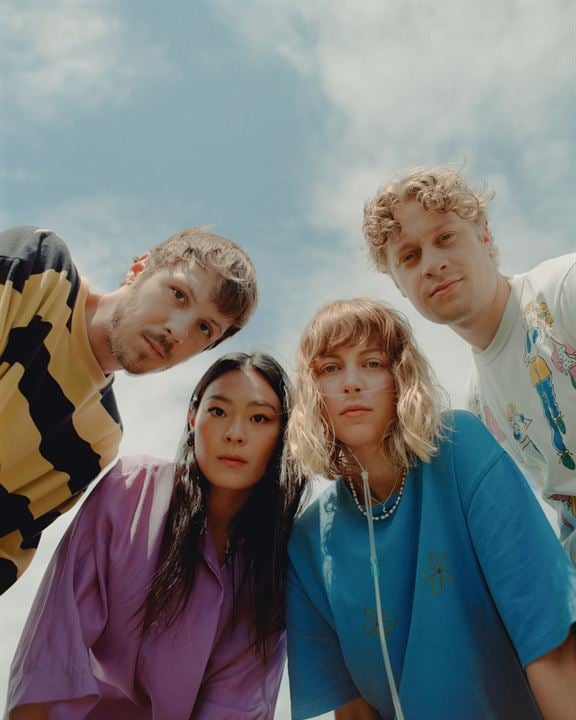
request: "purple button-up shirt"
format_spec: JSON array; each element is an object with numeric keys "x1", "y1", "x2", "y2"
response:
[{"x1": 6, "y1": 456, "x2": 286, "y2": 719}]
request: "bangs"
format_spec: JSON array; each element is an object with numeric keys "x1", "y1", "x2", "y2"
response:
[{"x1": 305, "y1": 299, "x2": 399, "y2": 365}]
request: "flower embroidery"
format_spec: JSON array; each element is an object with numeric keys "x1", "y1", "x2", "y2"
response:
[
  {"x1": 363, "y1": 606, "x2": 397, "y2": 636},
  {"x1": 422, "y1": 550, "x2": 452, "y2": 595}
]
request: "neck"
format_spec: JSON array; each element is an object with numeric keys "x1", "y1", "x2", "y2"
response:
[
  {"x1": 346, "y1": 447, "x2": 402, "y2": 502},
  {"x1": 207, "y1": 486, "x2": 252, "y2": 564},
  {"x1": 450, "y1": 273, "x2": 511, "y2": 351},
  {"x1": 85, "y1": 286, "x2": 123, "y2": 374}
]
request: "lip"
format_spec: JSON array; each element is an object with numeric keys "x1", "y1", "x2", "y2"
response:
[
  {"x1": 143, "y1": 334, "x2": 166, "y2": 359},
  {"x1": 430, "y1": 278, "x2": 462, "y2": 298},
  {"x1": 341, "y1": 404, "x2": 372, "y2": 416},
  {"x1": 218, "y1": 455, "x2": 248, "y2": 467}
]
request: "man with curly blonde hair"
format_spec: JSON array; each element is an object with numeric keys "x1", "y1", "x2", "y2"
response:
[{"x1": 363, "y1": 166, "x2": 576, "y2": 564}]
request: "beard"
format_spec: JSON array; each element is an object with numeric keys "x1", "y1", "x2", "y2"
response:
[
  {"x1": 106, "y1": 296, "x2": 174, "y2": 375},
  {"x1": 106, "y1": 306, "x2": 148, "y2": 375}
]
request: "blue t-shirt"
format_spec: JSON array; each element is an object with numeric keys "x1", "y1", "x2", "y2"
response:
[{"x1": 286, "y1": 411, "x2": 576, "y2": 720}]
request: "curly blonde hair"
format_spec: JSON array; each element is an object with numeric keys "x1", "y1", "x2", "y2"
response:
[
  {"x1": 287, "y1": 298, "x2": 446, "y2": 479},
  {"x1": 363, "y1": 166, "x2": 496, "y2": 273}
]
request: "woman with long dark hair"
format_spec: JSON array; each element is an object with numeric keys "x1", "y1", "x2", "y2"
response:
[{"x1": 7, "y1": 352, "x2": 305, "y2": 720}]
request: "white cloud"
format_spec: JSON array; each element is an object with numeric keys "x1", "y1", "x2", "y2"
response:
[
  {"x1": 1, "y1": 2, "x2": 175, "y2": 123},
  {"x1": 216, "y1": 0, "x2": 575, "y2": 269}
]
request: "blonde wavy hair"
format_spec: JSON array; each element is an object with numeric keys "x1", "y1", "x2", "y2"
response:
[
  {"x1": 288, "y1": 298, "x2": 446, "y2": 479},
  {"x1": 362, "y1": 166, "x2": 496, "y2": 273}
]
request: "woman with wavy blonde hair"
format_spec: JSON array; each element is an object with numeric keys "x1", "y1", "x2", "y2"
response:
[{"x1": 286, "y1": 298, "x2": 576, "y2": 720}]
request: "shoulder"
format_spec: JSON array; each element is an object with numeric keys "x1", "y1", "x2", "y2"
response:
[
  {"x1": 434, "y1": 410, "x2": 506, "y2": 479},
  {"x1": 289, "y1": 482, "x2": 340, "y2": 549},
  {"x1": 520, "y1": 253, "x2": 575, "y2": 291},
  {"x1": 0, "y1": 226, "x2": 75, "y2": 289},
  {"x1": 88, "y1": 454, "x2": 175, "y2": 528}
]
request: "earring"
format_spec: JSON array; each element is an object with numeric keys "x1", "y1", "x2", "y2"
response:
[{"x1": 187, "y1": 429, "x2": 194, "y2": 447}]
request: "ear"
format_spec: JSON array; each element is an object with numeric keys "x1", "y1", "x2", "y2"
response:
[
  {"x1": 188, "y1": 406, "x2": 196, "y2": 430},
  {"x1": 479, "y1": 221, "x2": 492, "y2": 248},
  {"x1": 123, "y1": 252, "x2": 151, "y2": 285}
]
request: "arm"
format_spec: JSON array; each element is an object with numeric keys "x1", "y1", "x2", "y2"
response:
[
  {"x1": 286, "y1": 554, "x2": 359, "y2": 718},
  {"x1": 526, "y1": 633, "x2": 576, "y2": 720},
  {"x1": 5, "y1": 474, "x2": 115, "y2": 716},
  {"x1": 334, "y1": 697, "x2": 380, "y2": 720},
  {"x1": 459, "y1": 418, "x2": 576, "y2": 716},
  {"x1": 10, "y1": 704, "x2": 49, "y2": 720}
]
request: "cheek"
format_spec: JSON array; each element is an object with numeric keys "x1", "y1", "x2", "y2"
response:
[
  {"x1": 322, "y1": 396, "x2": 340, "y2": 426},
  {"x1": 192, "y1": 424, "x2": 213, "y2": 472}
]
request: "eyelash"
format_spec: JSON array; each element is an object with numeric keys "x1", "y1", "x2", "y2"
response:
[
  {"x1": 171, "y1": 287, "x2": 186, "y2": 302},
  {"x1": 318, "y1": 360, "x2": 385, "y2": 374},
  {"x1": 199, "y1": 321, "x2": 212, "y2": 338},
  {"x1": 206, "y1": 407, "x2": 272, "y2": 424}
]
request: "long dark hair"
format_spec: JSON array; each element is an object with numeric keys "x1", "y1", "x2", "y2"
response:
[{"x1": 143, "y1": 352, "x2": 306, "y2": 657}]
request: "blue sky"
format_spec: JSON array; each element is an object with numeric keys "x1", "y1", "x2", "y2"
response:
[{"x1": 1, "y1": 1, "x2": 574, "y2": 716}]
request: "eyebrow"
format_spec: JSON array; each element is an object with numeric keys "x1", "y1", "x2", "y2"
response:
[
  {"x1": 391, "y1": 219, "x2": 453, "y2": 248},
  {"x1": 319, "y1": 347, "x2": 385, "y2": 359},
  {"x1": 204, "y1": 394, "x2": 279, "y2": 412}
]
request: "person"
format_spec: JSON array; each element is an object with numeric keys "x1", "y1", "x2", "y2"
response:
[
  {"x1": 6, "y1": 351, "x2": 305, "y2": 720},
  {"x1": 0, "y1": 225, "x2": 257, "y2": 593},
  {"x1": 362, "y1": 167, "x2": 576, "y2": 563},
  {"x1": 285, "y1": 298, "x2": 576, "y2": 720}
]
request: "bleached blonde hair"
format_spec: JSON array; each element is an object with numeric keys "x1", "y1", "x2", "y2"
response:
[
  {"x1": 363, "y1": 166, "x2": 497, "y2": 273},
  {"x1": 288, "y1": 298, "x2": 446, "y2": 479}
]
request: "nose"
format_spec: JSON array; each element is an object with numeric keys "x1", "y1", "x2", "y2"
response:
[
  {"x1": 225, "y1": 417, "x2": 246, "y2": 444},
  {"x1": 342, "y1": 366, "x2": 363, "y2": 393},
  {"x1": 422, "y1": 246, "x2": 448, "y2": 277},
  {"x1": 164, "y1": 312, "x2": 191, "y2": 343}
]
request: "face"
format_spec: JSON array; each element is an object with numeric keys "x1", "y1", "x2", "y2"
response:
[
  {"x1": 107, "y1": 257, "x2": 231, "y2": 374},
  {"x1": 315, "y1": 342, "x2": 396, "y2": 459},
  {"x1": 386, "y1": 201, "x2": 499, "y2": 329},
  {"x1": 191, "y1": 369, "x2": 282, "y2": 495}
]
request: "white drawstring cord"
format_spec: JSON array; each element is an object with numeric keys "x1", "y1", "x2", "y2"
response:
[{"x1": 360, "y1": 468, "x2": 405, "y2": 720}]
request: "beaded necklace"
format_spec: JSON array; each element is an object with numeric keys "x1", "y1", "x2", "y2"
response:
[{"x1": 347, "y1": 468, "x2": 407, "y2": 521}]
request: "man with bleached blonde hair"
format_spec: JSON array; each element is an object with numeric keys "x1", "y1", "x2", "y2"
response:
[{"x1": 363, "y1": 166, "x2": 576, "y2": 564}]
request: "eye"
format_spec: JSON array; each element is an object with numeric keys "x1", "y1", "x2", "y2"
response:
[
  {"x1": 365, "y1": 359, "x2": 385, "y2": 369},
  {"x1": 251, "y1": 413, "x2": 272, "y2": 424},
  {"x1": 318, "y1": 362, "x2": 339, "y2": 375},
  {"x1": 438, "y1": 232, "x2": 454, "y2": 243},
  {"x1": 207, "y1": 406, "x2": 225, "y2": 417},
  {"x1": 171, "y1": 287, "x2": 187, "y2": 302},
  {"x1": 399, "y1": 249, "x2": 419, "y2": 265},
  {"x1": 198, "y1": 321, "x2": 213, "y2": 338}
]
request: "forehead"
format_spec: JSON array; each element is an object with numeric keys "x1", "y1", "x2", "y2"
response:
[
  {"x1": 317, "y1": 339, "x2": 388, "y2": 361},
  {"x1": 202, "y1": 369, "x2": 280, "y2": 410},
  {"x1": 393, "y1": 201, "x2": 467, "y2": 238}
]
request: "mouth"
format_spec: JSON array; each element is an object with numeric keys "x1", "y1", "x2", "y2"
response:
[
  {"x1": 430, "y1": 278, "x2": 462, "y2": 298},
  {"x1": 143, "y1": 334, "x2": 167, "y2": 359},
  {"x1": 341, "y1": 405, "x2": 372, "y2": 416},
  {"x1": 218, "y1": 455, "x2": 248, "y2": 467}
]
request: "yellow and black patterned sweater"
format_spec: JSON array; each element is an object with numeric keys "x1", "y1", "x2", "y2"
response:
[{"x1": 0, "y1": 227, "x2": 122, "y2": 593}]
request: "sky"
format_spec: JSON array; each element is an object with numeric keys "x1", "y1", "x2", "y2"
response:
[{"x1": 0, "y1": 0, "x2": 574, "y2": 716}]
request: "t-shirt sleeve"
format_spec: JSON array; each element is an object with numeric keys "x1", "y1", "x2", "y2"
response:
[
  {"x1": 286, "y1": 549, "x2": 359, "y2": 719},
  {"x1": 457, "y1": 417, "x2": 576, "y2": 667},
  {"x1": 556, "y1": 256, "x2": 576, "y2": 345},
  {"x1": 5, "y1": 460, "x2": 139, "y2": 719}
]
